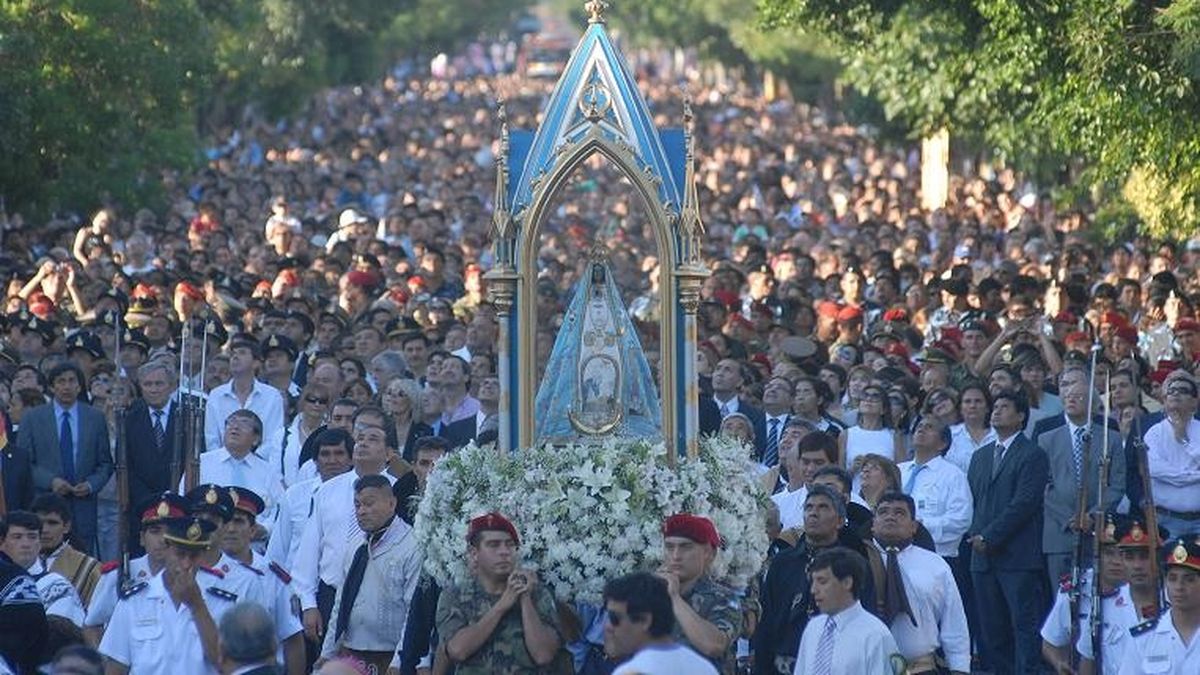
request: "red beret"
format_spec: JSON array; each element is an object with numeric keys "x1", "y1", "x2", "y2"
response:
[
  {"x1": 750, "y1": 353, "x2": 772, "y2": 371},
  {"x1": 728, "y1": 314, "x2": 753, "y2": 330},
  {"x1": 132, "y1": 283, "x2": 158, "y2": 299},
  {"x1": 276, "y1": 269, "x2": 300, "y2": 287},
  {"x1": 1053, "y1": 311, "x2": 1077, "y2": 325},
  {"x1": 175, "y1": 281, "x2": 204, "y2": 301},
  {"x1": 882, "y1": 308, "x2": 909, "y2": 323},
  {"x1": 28, "y1": 296, "x2": 55, "y2": 319},
  {"x1": 712, "y1": 290, "x2": 740, "y2": 308},
  {"x1": 1150, "y1": 368, "x2": 1173, "y2": 385},
  {"x1": 882, "y1": 341, "x2": 909, "y2": 359},
  {"x1": 467, "y1": 512, "x2": 519, "y2": 546},
  {"x1": 836, "y1": 305, "x2": 864, "y2": 323},
  {"x1": 1064, "y1": 331, "x2": 1091, "y2": 345},
  {"x1": 1175, "y1": 318, "x2": 1200, "y2": 334},
  {"x1": 1114, "y1": 324, "x2": 1139, "y2": 344},
  {"x1": 346, "y1": 270, "x2": 377, "y2": 288},
  {"x1": 1101, "y1": 311, "x2": 1127, "y2": 327},
  {"x1": 663, "y1": 513, "x2": 720, "y2": 548},
  {"x1": 816, "y1": 300, "x2": 841, "y2": 318}
]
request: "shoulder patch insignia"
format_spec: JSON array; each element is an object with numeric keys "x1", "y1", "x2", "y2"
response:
[
  {"x1": 269, "y1": 561, "x2": 292, "y2": 584},
  {"x1": 198, "y1": 565, "x2": 225, "y2": 579},
  {"x1": 100, "y1": 560, "x2": 121, "y2": 574},
  {"x1": 206, "y1": 587, "x2": 238, "y2": 602},
  {"x1": 238, "y1": 560, "x2": 265, "y2": 576},
  {"x1": 1130, "y1": 617, "x2": 1159, "y2": 637},
  {"x1": 119, "y1": 581, "x2": 148, "y2": 599}
]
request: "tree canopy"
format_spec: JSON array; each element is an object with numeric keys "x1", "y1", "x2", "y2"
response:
[
  {"x1": 1, "y1": 0, "x2": 530, "y2": 216},
  {"x1": 759, "y1": 0, "x2": 1200, "y2": 238}
]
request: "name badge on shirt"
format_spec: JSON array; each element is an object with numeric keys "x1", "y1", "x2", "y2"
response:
[{"x1": 1142, "y1": 654, "x2": 1172, "y2": 674}]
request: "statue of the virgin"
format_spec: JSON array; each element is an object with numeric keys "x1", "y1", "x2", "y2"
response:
[{"x1": 534, "y1": 243, "x2": 662, "y2": 443}]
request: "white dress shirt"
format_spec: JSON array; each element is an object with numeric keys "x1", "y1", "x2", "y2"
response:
[
  {"x1": 771, "y1": 484, "x2": 807, "y2": 531},
  {"x1": 793, "y1": 600, "x2": 898, "y2": 675},
  {"x1": 267, "y1": 476, "x2": 322, "y2": 569},
  {"x1": 320, "y1": 517, "x2": 422, "y2": 657},
  {"x1": 946, "y1": 423, "x2": 995, "y2": 476},
  {"x1": 873, "y1": 542, "x2": 971, "y2": 672},
  {"x1": 223, "y1": 550, "x2": 303, "y2": 643},
  {"x1": 897, "y1": 456, "x2": 973, "y2": 556},
  {"x1": 714, "y1": 395, "x2": 740, "y2": 418},
  {"x1": 269, "y1": 415, "x2": 316, "y2": 489},
  {"x1": 293, "y1": 469, "x2": 395, "y2": 610},
  {"x1": 98, "y1": 571, "x2": 235, "y2": 675},
  {"x1": 1117, "y1": 608, "x2": 1200, "y2": 674},
  {"x1": 189, "y1": 446, "x2": 284, "y2": 527},
  {"x1": 203, "y1": 378, "x2": 286, "y2": 453},
  {"x1": 1075, "y1": 584, "x2": 1141, "y2": 675},
  {"x1": 612, "y1": 643, "x2": 718, "y2": 674},
  {"x1": 1142, "y1": 417, "x2": 1200, "y2": 511}
]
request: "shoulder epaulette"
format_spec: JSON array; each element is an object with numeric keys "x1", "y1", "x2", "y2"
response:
[
  {"x1": 100, "y1": 560, "x2": 121, "y2": 574},
  {"x1": 237, "y1": 560, "x2": 265, "y2": 576},
  {"x1": 269, "y1": 561, "x2": 292, "y2": 584},
  {"x1": 198, "y1": 565, "x2": 225, "y2": 579},
  {"x1": 1057, "y1": 574, "x2": 1074, "y2": 593},
  {"x1": 207, "y1": 587, "x2": 238, "y2": 602},
  {"x1": 1130, "y1": 617, "x2": 1159, "y2": 637},
  {"x1": 119, "y1": 581, "x2": 148, "y2": 599}
]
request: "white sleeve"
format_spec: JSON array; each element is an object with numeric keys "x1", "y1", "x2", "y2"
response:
[
  {"x1": 1040, "y1": 590, "x2": 1072, "y2": 646},
  {"x1": 935, "y1": 563, "x2": 971, "y2": 672},
  {"x1": 320, "y1": 587, "x2": 342, "y2": 658},
  {"x1": 293, "y1": 496, "x2": 323, "y2": 611},
  {"x1": 272, "y1": 575, "x2": 303, "y2": 640},
  {"x1": 867, "y1": 627, "x2": 900, "y2": 675},
  {"x1": 204, "y1": 396, "x2": 223, "y2": 453},
  {"x1": 97, "y1": 597, "x2": 133, "y2": 666},
  {"x1": 84, "y1": 571, "x2": 119, "y2": 627},
  {"x1": 267, "y1": 489, "x2": 294, "y2": 566}
]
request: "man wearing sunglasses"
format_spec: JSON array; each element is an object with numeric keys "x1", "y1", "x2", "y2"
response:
[
  {"x1": 603, "y1": 571, "x2": 717, "y2": 675},
  {"x1": 1142, "y1": 370, "x2": 1200, "y2": 539}
]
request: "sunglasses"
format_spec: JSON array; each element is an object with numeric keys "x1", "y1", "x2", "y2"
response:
[{"x1": 305, "y1": 396, "x2": 329, "y2": 405}]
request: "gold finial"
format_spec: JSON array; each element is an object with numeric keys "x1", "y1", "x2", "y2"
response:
[{"x1": 585, "y1": 0, "x2": 609, "y2": 24}]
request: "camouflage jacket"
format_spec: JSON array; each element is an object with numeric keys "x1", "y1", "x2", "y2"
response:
[
  {"x1": 674, "y1": 575, "x2": 743, "y2": 675},
  {"x1": 435, "y1": 577, "x2": 572, "y2": 674}
]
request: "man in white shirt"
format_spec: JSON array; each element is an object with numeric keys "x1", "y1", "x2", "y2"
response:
[
  {"x1": 294, "y1": 423, "x2": 395, "y2": 651},
  {"x1": 1142, "y1": 370, "x2": 1200, "y2": 539},
  {"x1": 899, "y1": 416, "x2": 973, "y2": 559},
  {"x1": 320, "y1": 474, "x2": 422, "y2": 673},
  {"x1": 190, "y1": 409, "x2": 284, "y2": 535},
  {"x1": 872, "y1": 492, "x2": 971, "y2": 674},
  {"x1": 204, "y1": 334, "x2": 285, "y2": 453},
  {"x1": 793, "y1": 546, "x2": 900, "y2": 675},
  {"x1": 771, "y1": 427, "x2": 834, "y2": 534},
  {"x1": 603, "y1": 571, "x2": 717, "y2": 675},
  {"x1": 267, "y1": 428, "x2": 353, "y2": 570}
]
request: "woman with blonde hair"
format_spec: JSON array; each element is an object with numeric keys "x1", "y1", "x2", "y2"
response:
[{"x1": 381, "y1": 377, "x2": 432, "y2": 461}]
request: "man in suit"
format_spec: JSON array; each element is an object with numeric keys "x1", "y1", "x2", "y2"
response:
[
  {"x1": 17, "y1": 362, "x2": 112, "y2": 556},
  {"x1": 124, "y1": 360, "x2": 180, "y2": 554},
  {"x1": 759, "y1": 376, "x2": 793, "y2": 467},
  {"x1": 967, "y1": 388, "x2": 1050, "y2": 675},
  {"x1": 1036, "y1": 377, "x2": 1126, "y2": 589},
  {"x1": 1, "y1": 436, "x2": 33, "y2": 513},
  {"x1": 710, "y1": 358, "x2": 765, "y2": 455}
]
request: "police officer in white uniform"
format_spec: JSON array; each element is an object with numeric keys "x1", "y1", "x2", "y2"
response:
[
  {"x1": 98, "y1": 516, "x2": 233, "y2": 675},
  {"x1": 183, "y1": 484, "x2": 244, "y2": 624},
  {"x1": 221, "y1": 486, "x2": 305, "y2": 675},
  {"x1": 1118, "y1": 537, "x2": 1200, "y2": 674}
]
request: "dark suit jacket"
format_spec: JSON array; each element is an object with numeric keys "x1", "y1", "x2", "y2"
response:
[
  {"x1": 124, "y1": 399, "x2": 180, "y2": 509},
  {"x1": 713, "y1": 398, "x2": 766, "y2": 455},
  {"x1": 967, "y1": 433, "x2": 1050, "y2": 572},
  {"x1": 439, "y1": 415, "x2": 477, "y2": 450},
  {"x1": 18, "y1": 402, "x2": 112, "y2": 549},
  {"x1": 1, "y1": 444, "x2": 33, "y2": 512}
]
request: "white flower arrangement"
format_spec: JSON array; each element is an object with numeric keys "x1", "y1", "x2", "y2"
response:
[{"x1": 413, "y1": 434, "x2": 769, "y2": 603}]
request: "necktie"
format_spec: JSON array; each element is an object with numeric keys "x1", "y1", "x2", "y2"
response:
[
  {"x1": 59, "y1": 411, "x2": 76, "y2": 482},
  {"x1": 812, "y1": 616, "x2": 837, "y2": 675},
  {"x1": 335, "y1": 521, "x2": 391, "y2": 640},
  {"x1": 883, "y1": 545, "x2": 918, "y2": 626},
  {"x1": 720, "y1": 402, "x2": 731, "y2": 418},
  {"x1": 153, "y1": 410, "x2": 166, "y2": 450},
  {"x1": 764, "y1": 418, "x2": 780, "y2": 467},
  {"x1": 1072, "y1": 426, "x2": 1087, "y2": 484},
  {"x1": 992, "y1": 442, "x2": 1006, "y2": 478},
  {"x1": 903, "y1": 463, "x2": 926, "y2": 495}
]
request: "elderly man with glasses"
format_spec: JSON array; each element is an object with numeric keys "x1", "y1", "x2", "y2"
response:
[{"x1": 1142, "y1": 370, "x2": 1200, "y2": 539}]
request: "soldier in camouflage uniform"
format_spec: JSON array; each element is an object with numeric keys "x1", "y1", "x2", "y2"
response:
[
  {"x1": 656, "y1": 513, "x2": 743, "y2": 675},
  {"x1": 435, "y1": 512, "x2": 571, "y2": 674}
]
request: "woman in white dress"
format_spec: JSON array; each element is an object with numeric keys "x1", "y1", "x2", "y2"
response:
[{"x1": 839, "y1": 383, "x2": 905, "y2": 474}]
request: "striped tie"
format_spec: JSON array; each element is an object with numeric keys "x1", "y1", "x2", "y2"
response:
[
  {"x1": 153, "y1": 410, "x2": 166, "y2": 450},
  {"x1": 1073, "y1": 426, "x2": 1087, "y2": 484},
  {"x1": 764, "y1": 418, "x2": 780, "y2": 466},
  {"x1": 813, "y1": 616, "x2": 837, "y2": 674}
]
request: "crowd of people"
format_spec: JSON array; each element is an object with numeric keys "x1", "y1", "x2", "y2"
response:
[{"x1": 2, "y1": 23, "x2": 1200, "y2": 675}]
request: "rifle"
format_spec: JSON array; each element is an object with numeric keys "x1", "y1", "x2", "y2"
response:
[
  {"x1": 169, "y1": 322, "x2": 188, "y2": 489},
  {"x1": 1132, "y1": 410, "x2": 1163, "y2": 616},
  {"x1": 1068, "y1": 342, "x2": 1101, "y2": 667},
  {"x1": 1089, "y1": 372, "x2": 1113, "y2": 672},
  {"x1": 114, "y1": 328, "x2": 131, "y2": 591},
  {"x1": 182, "y1": 319, "x2": 210, "y2": 492}
]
